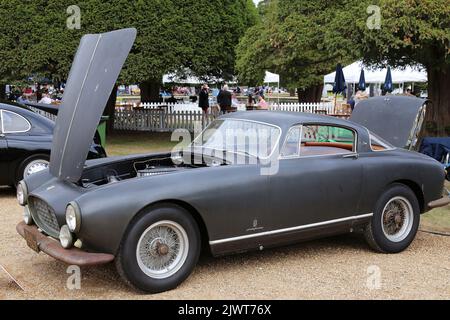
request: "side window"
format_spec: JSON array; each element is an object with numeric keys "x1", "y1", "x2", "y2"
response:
[
  {"x1": 1, "y1": 110, "x2": 31, "y2": 133},
  {"x1": 300, "y1": 125, "x2": 356, "y2": 157},
  {"x1": 280, "y1": 126, "x2": 301, "y2": 157}
]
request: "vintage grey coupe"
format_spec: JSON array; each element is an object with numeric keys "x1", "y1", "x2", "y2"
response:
[{"x1": 16, "y1": 29, "x2": 450, "y2": 293}]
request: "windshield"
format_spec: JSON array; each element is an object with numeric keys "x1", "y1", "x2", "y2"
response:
[{"x1": 193, "y1": 119, "x2": 281, "y2": 158}]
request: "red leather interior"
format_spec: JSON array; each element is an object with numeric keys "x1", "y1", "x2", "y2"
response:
[{"x1": 304, "y1": 142, "x2": 353, "y2": 151}]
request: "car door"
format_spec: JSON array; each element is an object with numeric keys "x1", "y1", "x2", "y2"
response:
[
  {"x1": 0, "y1": 110, "x2": 33, "y2": 183},
  {"x1": 0, "y1": 110, "x2": 9, "y2": 184},
  {"x1": 268, "y1": 124, "x2": 364, "y2": 233}
]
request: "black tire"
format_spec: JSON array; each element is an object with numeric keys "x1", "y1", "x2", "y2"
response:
[
  {"x1": 16, "y1": 154, "x2": 50, "y2": 185},
  {"x1": 364, "y1": 183, "x2": 420, "y2": 253},
  {"x1": 115, "y1": 204, "x2": 201, "y2": 293}
]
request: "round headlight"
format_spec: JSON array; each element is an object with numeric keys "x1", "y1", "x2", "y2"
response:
[
  {"x1": 17, "y1": 181, "x2": 28, "y2": 206},
  {"x1": 66, "y1": 202, "x2": 81, "y2": 233},
  {"x1": 60, "y1": 225, "x2": 74, "y2": 249},
  {"x1": 23, "y1": 206, "x2": 33, "y2": 225}
]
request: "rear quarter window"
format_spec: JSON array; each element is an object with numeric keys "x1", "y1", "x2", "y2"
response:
[{"x1": 1, "y1": 110, "x2": 31, "y2": 133}]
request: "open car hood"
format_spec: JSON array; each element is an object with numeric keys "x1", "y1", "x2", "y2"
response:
[
  {"x1": 350, "y1": 96, "x2": 427, "y2": 149},
  {"x1": 50, "y1": 28, "x2": 136, "y2": 182}
]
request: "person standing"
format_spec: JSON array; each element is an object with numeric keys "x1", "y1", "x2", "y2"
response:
[
  {"x1": 257, "y1": 95, "x2": 268, "y2": 110},
  {"x1": 39, "y1": 92, "x2": 53, "y2": 104},
  {"x1": 199, "y1": 84, "x2": 209, "y2": 113},
  {"x1": 199, "y1": 84, "x2": 210, "y2": 125},
  {"x1": 16, "y1": 93, "x2": 30, "y2": 105},
  {"x1": 217, "y1": 84, "x2": 232, "y2": 114}
]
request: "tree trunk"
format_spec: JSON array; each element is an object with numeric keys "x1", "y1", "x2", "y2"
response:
[
  {"x1": 0, "y1": 83, "x2": 6, "y2": 100},
  {"x1": 140, "y1": 79, "x2": 161, "y2": 102},
  {"x1": 288, "y1": 88, "x2": 296, "y2": 97},
  {"x1": 425, "y1": 65, "x2": 450, "y2": 136},
  {"x1": 103, "y1": 84, "x2": 118, "y2": 134},
  {"x1": 297, "y1": 84, "x2": 324, "y2": 103}
]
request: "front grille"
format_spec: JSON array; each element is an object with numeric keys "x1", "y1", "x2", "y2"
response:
[{"x1": 29, "y1": 197, "x2": 60, "y2": 237}]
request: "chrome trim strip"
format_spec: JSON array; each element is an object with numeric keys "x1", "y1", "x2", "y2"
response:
[{"x1": 209, "y1": 213, "x2": 373, "y2": 245}]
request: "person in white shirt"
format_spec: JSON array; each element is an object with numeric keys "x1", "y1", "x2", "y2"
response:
[{"x1": 39, "y1": 93, "x2": 53, "y2": 104}]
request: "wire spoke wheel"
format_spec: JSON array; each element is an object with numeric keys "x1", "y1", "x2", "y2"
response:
[
  {"x1": 24, "y1": 159, "x2": 49, "y2": 177},
  {"x1": 381, "y1": 196, "x2": 414, "y2": 242},
  {"x1": 136, "y1": 220, "x2": 189, "y2": 279}
]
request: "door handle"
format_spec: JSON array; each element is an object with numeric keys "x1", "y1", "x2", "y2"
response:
[
  {"x1": 343, "y1": 153, "x2": 359, "y2": 159},
  {"x1": 0, "y1": 133, "x2": 5, "y2": 138}
]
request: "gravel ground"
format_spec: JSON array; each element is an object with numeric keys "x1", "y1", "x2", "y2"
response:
[{"x1": 1, "y1": 186, "x2": 449, "y2": 300}]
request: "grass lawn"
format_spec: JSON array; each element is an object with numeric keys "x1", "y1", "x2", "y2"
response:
[
  {"x1": 421, "y1": 181, "x2": 450, "y2": 234},
  {"x1": 106, "y1": 132, "x2": 181, "y2": 156},
  {"x1": 105, "y1": 132, "x2": 450, "y2": 234}
]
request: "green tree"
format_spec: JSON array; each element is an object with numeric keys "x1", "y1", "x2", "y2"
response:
[
  {"x1": 236, "y1": 0, "x2": 355, "y2": 102},
  {"x1": 0, "y1": 0, "x2": 258, "y2": 101},
  {"x1": 325, "y1": 0, "x2": 450, "y2": 135}
]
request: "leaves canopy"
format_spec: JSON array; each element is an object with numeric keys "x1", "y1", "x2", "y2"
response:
[
  {"x1": 0, "y1": 0, "x2": 258, "y2": 84},
  {"x1": 236, "y1": 0, "x2": 355, "y2": 89},
  {"x1": 237, "y1": 0, "x2": 449, "y2": 88}
]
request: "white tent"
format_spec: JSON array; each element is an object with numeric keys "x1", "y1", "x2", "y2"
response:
[
  {"x1": 324, "y1": 61, "x2": 427, "y2": 84},
  {"x1": 163, "y1": 74, "x2": 202, "y2": 84},
  {"x1": 264, "y1": 71, "x2": 280, "y2": 83},
  {"x1": 264, "y1": 71, "x2": 281, "y2": 103}
]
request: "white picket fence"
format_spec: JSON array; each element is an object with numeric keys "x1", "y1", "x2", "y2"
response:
[
  {"x1": 28, "y1": 107, "x2": 57, "y2": 121},
  {"x1": 114, "y1": 109, "x2": 216, "y2": 132},
  {"x1": 269, "y1": 102, "x2": 334, "y2": 114},
  {"x1": 30, "y1": 102, "x2": 335, "y2": 132},
  {"x1": 133, "y1": 102, "x2": 334, "y2": 114}
]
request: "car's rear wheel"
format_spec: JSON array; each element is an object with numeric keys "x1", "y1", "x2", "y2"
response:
[
  {"x1": 116, "y1": 204, "x2": 201, "y2": 293},
  {"x1": 16, "y1": 154, "x2": 50, "y2": 185},
  {"x1": 364, "y1": 184, "x2": 420, "y2": 253}
]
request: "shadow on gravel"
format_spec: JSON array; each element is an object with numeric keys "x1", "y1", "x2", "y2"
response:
[{"x1": 0, "y1": 186, "x2": 15, "y2": 197}]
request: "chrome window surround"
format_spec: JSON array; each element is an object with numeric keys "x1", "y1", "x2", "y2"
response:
[
  {"x1": 192, "y1": 118, "x2": 283, "y2": 160},
  {"x1": 280, "y1": 123, "x2": 358, "y2": 160},
  {"x1": 0, "y1": 110, "x2": 32, "y2": 134}
]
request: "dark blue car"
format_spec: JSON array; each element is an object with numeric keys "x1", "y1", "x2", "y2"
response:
[{"x1": 0, "y1": 101, "x2": 106, "y2": 186}]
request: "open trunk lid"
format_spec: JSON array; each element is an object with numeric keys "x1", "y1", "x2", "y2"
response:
[{"x1": 350, "y1": 96, "x2": 427, "y2": 149}]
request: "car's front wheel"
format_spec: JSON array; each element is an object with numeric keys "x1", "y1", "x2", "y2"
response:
[
  {"x1": 16, "y1": 154, "x2": 50, "y2": 185},
  {"x1": 364, "y1": 184, "x2": 420, "y2": 253},
  {"x1": 116, "y1": 204, "x2": 201, "y2": 293}
]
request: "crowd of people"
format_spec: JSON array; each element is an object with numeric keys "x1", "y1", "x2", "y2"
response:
[
  {"x1": 198, "y1": 84, "x2": 269, "y2": 115},
  {"x1": 9, "y1": 84, "x2": 64, "y2": 105}
]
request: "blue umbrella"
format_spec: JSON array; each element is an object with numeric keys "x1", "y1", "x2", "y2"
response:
[
  {"x1": 358, "y1": 69, "x2": 366, "y2": 91},
  {"x1": 333, "y1": 63, "x2": 347, "y2": 94},
  {"x1": 383, "y1": 66, "x2": 393, "y2": 93}
]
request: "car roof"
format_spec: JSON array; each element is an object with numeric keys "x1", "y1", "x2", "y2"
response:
[
  {"x1": 0, "y1": 100, "x2": 34, "y2": 112},
  {"x1": 222, "y1": 111, "x2": 366, "y2": 132},
  {"x1": 0, "y1": 101, "x2": 55, "y2": 130}
]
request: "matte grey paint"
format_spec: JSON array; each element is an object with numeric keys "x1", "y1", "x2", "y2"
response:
[
  {"x1": 21, "y1": 29, "x2": 444, "y2": 260},
  {"x1": 50, "y1": 28, "x2": 136, "y2": 182},
  {"x1": 24, "y1": 111, "x2": 445, "y2": 257},
  {"x1": 350, "y1": 96, "x2": 426, "y2": 149}
]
